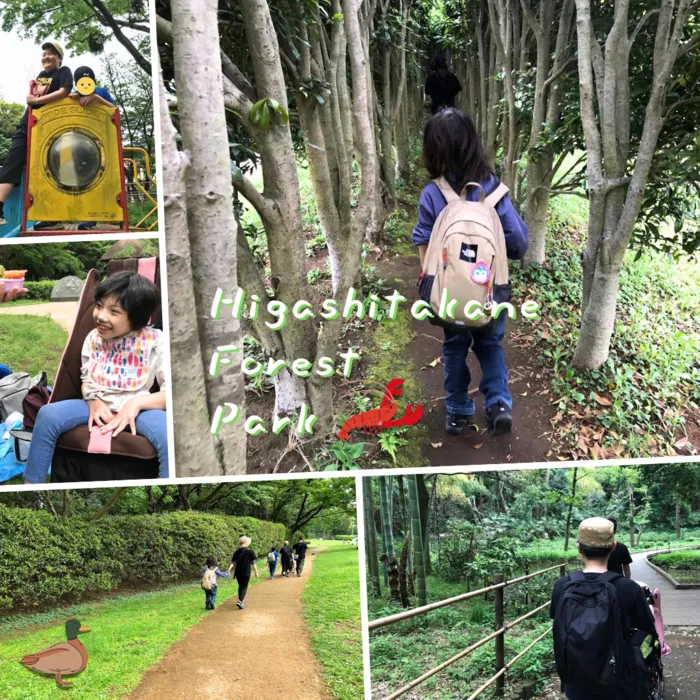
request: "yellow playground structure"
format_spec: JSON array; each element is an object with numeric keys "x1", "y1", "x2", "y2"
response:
[{"x1": 1, "y1": 97, "x2": 157, "y2": 238}]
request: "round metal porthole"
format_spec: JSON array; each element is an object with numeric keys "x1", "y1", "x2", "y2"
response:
[{"x1": 45, "y1": 129, "x2": 106, "y2": 192}]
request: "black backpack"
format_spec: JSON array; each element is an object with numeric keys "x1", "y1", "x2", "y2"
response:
[{"x1": 553, "y1": 571, "x2": 628, "y2": 696}]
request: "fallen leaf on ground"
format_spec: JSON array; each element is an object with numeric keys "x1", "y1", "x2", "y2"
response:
[
  {"x1": 428, "y1": 357, "x2": 442, "y2": 367},
  {"x1": 431, "y1": 441, "x2": 443, "y2": 448},
  {"x1": 593, "y1": 393, "x2": 612, "y2": 406},
  {"x1": 520, "y1": 391, "x2": 528, "y2": 397},
  {"x1": 473, "y1": 443, "x2": 484, "y2": 449},
  {"x1": 675, "y1": 436, "x2": 689, "y2": 449}
]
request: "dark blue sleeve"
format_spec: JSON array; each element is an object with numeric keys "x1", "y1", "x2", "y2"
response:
[
  {"x1": 215, "y1": 568, "x2": 230, "y2": 578},
  {"x1": 95, "y1": 87, "x2": 115, "y2": 105},
  {"x1": 494, "y1": 193, "x2": 528, "y2": 260},
  {"x1": 411, "y1": 186, "x2": 438, "y2": 247}
]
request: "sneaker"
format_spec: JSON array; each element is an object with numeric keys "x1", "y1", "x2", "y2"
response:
[
  {"x1": 32, "y1": 221, "x2": 61, "y2": 231},
  {"x1": 78, "y1": 221, "x2": 97, "y2": 231},
  {"x1": 485, "y1": 401, "x2": 512, "y2": 435},
  {"x1": 0, "y1": 201, "x2": 5, "y2": 225},
  {"x1": 445, "y1": 412, "x2": 473, "y2": 436},
  {"x1": 236, "y1": 600, "x2": 244, "y2": 609}
]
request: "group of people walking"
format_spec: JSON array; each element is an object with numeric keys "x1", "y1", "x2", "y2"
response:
[{"x1": 201, "y1": 535, "x2": 309, "y2": 611}]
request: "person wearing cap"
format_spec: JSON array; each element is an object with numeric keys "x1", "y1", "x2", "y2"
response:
[
  {"x1": 228, "y1": 535, "x2": 259, "y2": 609},
  {"x1": 550, "y1": 517, "x2": 656, "y2": 699},
  {"x1": 0, "y1": 41, "x2": 72, "y2": 225}
]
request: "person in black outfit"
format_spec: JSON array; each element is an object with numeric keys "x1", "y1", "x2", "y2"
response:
[
  {"x1": 228, "y1": 536, "x2": 259, "y2": 609},
  {"x1": 280, "y1": 540, "x2": 294, "y2": 577},
  {"x1": 0, "y1": 41, "x2": 72, "y2": 225},
  {"x1": 424, "y1": 55, "x2": 462, "y2": 115},
  {"x1": 550, "y1": 518, "x2": 656, "y2": 700},
  {"x1": 293, "y1": 536, "x2": 309, "y2": 576},
  {"x1": 607, "y1": 517, "x2": 633, "y2": 578}
]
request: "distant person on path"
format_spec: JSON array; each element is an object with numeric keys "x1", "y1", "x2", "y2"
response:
[
  {"x1": 424, "y1": 55, "x2": 462, "y2": 115},
  {"x1": 267, "y1": 546, "x2": 279, "y2": 579},
  {"x1": 293, "y1": 536, "x2": 309, "y2": 577},
  {"x1": 280, "y1": 541, "x2": 294, "y2": 577},
  {"x1": 412, "y1": 109, "x2": 528, "y2": 438},
  {"x1": 201, "y1": 555, "x2": 230, "y2": 610},
  {"x1": 607, "y1": 517, "x2": 633, "y2": 578},
  {"x1": 550, "y1": 518, "x2": 656, "y2": 700},
  {"x1": 0, "y1": 41, "x2": 72, "y2": 226},
  {"x1": 228, "y1": 536, "x2": 259, "y2": 609}
]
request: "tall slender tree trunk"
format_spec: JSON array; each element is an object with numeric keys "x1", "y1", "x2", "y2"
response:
[
  {"x1": 170, "y1": 0, "x2": 246, "y2": 472},
  {"x1": 675, "y1": 499, "x2": 681, "y2": 540},
  {"x1": 563, "y1": 467, "x2": 578, "y2": 551},
  {"x1": 408, "y1": 475, "x2": 427, "y2": 606},
  {"x1": 378, "y1": 475, "x2": 395, "y2": 559},
  {"x1": 364, "y1": 479, "x2": 381, "y2": 596},
  {"x1": 628, "y1": 483, "x2": 636, "y2": 546}
]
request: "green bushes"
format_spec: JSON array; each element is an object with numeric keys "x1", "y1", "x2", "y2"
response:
[
  {"x1": 23, "y1": 280, "x2": 57, "y2": 301},
  {"x1": 0, "y1": 506, "x2": 285, "y2": 611},
  {"x1": 651, "y1": 550, "x2": 700, "y2": 570},
  {"x1": 334, "y1": 535, "x2": 355, "y2": 541}
]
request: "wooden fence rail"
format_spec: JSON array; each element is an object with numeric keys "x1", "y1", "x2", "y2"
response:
[{"x1": 374, "y1": 560, "x2": 567, "y2": 699}]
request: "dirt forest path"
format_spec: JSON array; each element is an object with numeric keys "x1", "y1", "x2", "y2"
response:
[
  {"x1": 128, "y1": 549, "x2": 329, "y2": 700},
  {"x1": 0, "y1": 301, "x2": 78, "y2": 332},
  {"x1": 377, "y1": 254, "x2": 555, "y2": 466}
]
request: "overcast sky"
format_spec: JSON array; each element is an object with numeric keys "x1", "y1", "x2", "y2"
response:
[{"x1": 0, "y1": 30, "x2": 137, "y2": 104}]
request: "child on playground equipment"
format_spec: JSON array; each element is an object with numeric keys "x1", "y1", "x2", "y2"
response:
[
  {"x1": 412, "y1": 108, "x2": 528, "y2": 438},
  {"x1": 201, "y1": 555, "x2": 230, "y2": 610},
  {"x1": 67, "y1": 66, "x2": 116, "y2": 232},
  {"x1": 23, "y1": 271, "x2": 169, "y2": 484},
  {"x1": 0, "y1": 41, "x2": 72, "y2": 226}
]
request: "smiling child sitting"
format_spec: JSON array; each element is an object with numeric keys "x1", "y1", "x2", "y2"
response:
[{"x1": 23, "y1": 272, "x2": 169, "y2": 483}]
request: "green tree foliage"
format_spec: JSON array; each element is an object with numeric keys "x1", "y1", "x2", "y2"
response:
[{"x1": 0, "y1": 99, "x2": 24, "y2": 162}]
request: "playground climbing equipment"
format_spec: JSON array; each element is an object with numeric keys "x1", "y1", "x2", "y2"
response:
[{"x1": 1, "y1": 98, "x2": 157, "y2": 238}]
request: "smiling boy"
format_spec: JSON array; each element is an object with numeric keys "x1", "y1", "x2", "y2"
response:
[{"x1": 0, "y1": 41, "x2": 72, "y2": 225}]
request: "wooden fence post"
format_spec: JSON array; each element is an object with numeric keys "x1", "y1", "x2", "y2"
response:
[
  {"x1": 559, "y1": 558, "x2": 566, "y2": 579},
  {"x1": 494, "y1": 573, "x2": 505, "y2": 696}
]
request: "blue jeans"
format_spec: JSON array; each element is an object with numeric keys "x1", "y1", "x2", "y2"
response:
[
  {"x1": 442, "y1": 314, "x2": 511, "y2": 415},
  {"x1": 205, "y1": 584, "x2": 218, "y2": 608},
  {"x1": 23, "y1": 399, "x2": 169, "y2": 483},
  {"x1": 0, "y1": 364, "x2": 11, "y2": 380},
  {"x1": 269, "y1": 562, "x2": 277, "y2": 577}
]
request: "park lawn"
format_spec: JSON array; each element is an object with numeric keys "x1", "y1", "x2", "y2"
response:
[
  {"x1": 0, "y1": 571, "x2": 265, "y2": 699},
  {"x1": 0, "y1": 314, "x2": 66, "y2": 385},
  {"x1": 302, "y1": 541, "x2": 364, "y2": 700}
]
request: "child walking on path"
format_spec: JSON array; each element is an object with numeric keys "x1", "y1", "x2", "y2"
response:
[
  {"x1": 412, "y1": 108, "x2": 528, "y2": 438},
  {"x1": 23, "y1": 272, "x2": 169, "y2": 483},
  {"x1": 228, "y1": 536, "x2": 259, "y2": 609},
  {"x1": 267, "y1": 547, "x2": 279, "y2": 579},
  {"x1": 201, "y1": 555, "x2": 230, "y2": 610}
]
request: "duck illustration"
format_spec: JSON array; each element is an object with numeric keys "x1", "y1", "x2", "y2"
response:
[{"x1": 20, "y1": 618, "x2": 90, "y2": 687}]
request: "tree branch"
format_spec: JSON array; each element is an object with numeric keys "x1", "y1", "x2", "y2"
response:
[{"x1": 630, "y1": 8, "x2": 659, "y2": 46}]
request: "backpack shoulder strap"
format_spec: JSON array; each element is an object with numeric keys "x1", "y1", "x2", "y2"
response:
[
  {"x1": 433, "y1": 176, "x2": 460, "y2": 204},
  {"x1": 598, "y1": 571, "x2": 622, "y2": 585},
  {"x1": 568, "y1": 571, "x2": 586, "y2": 583},
  {"x1": 484, "y1": 182, "x2": 509, "y2": 208}
]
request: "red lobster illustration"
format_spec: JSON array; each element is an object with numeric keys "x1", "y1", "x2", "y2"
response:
[{"x1": 337, "y1": 378, "x2": 423, "y2": 440}]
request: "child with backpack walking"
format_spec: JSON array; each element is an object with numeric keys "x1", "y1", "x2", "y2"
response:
[
  {"x1": 201, "y1": 555, "x2": 230, "y2": 610},
  {"x1": 550, "y1": 518, "x2": 657, "y2": 700},
  {"x1": 413, "y1": 108, "x2": 528, "y2": 438},
  {"x1": 267, "y1": 547, "x2": 279, "y2": 579}
]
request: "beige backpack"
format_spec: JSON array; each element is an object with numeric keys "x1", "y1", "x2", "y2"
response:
[
  {"x1": 419, "y1": 177, "x2": 510, "y2": 328},
  {"x1": 201, "y1": 567, "x2": 217, "y2": 591}
]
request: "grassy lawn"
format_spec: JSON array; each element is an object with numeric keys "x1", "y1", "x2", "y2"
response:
[
  {"x1": 0, "y1": 570, "x2": 265, "y2": 699},
  {"x1": 302, "y1": 540, "x2": 363, "y2": 700},
  {"x1": 0, "y1": 315, "x2": 67, "y2": 385}
]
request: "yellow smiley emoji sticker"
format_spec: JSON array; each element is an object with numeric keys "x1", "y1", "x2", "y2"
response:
[{"x1": 76, "y1": 77, "x2": 96, "y2": 96}]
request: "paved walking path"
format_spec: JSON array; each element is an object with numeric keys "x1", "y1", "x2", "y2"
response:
[
  {"x1": 128, "y1": 550, "x2": 328, "y2": 700},
  {"x1": 0, "y1": 301, "x2": 78, "y2": 332},
  {"x1": 630, "y1": 550, "x2": 700, "y2": 625}
]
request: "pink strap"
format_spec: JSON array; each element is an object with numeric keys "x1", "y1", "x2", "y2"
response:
[
  {"x1": 87, "y1": 425, "x2": 113, "y2": 454},
  {"x1": 137, "y1": 257, "x2": 157, "y2": 283}
]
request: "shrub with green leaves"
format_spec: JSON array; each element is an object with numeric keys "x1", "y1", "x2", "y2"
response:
[
  {"x1": 0, "y1": 506, "x2": 285, "y2": 611},
  {"x1": 651, "y1": 549, "x2": 700, "y2": 571},
  {"x1": 23, "y1": 280, "x2": 57, "y2": 301}
]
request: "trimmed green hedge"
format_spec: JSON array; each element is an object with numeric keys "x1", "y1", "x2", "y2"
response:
[
  {"x1": 651, "y1": 550, "x2": 700, "y2": 570},
  {"x1": 0, "y1": 506, "x2": 285, "y2": 611},
  {"x1": 334, "y1": 535, "x2": 356, "y2": 541},
  {"x1": 24, "y1": 280, "x2": 57, "y2": 301}
]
